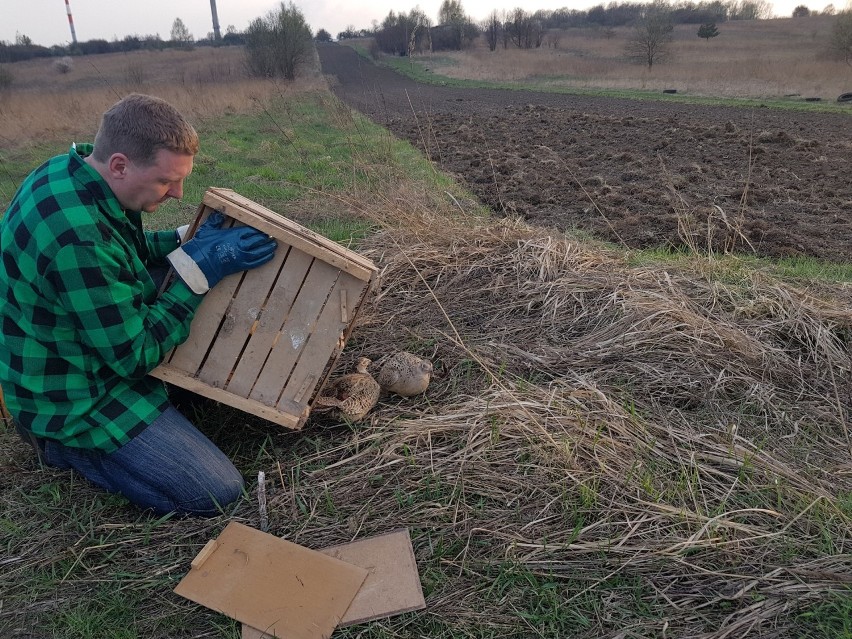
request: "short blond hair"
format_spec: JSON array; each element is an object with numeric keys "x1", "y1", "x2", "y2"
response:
[{"x1": 91, "y1": 93, "x2": 199, "y2": 165}]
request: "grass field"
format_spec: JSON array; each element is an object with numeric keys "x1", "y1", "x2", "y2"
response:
[
  {"x1": 368, "y1": 14, "x2": 852, "y2": 106},
  {"x1": 1, "y1": 33, "x2": 851, "y2": 639}
]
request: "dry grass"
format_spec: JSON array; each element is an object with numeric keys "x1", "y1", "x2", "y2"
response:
[
  {"x1": 0, "y1": 46, "x2": 325, "y2": 149},
  {"x1": 252, "y1": 182, "x2": 852, "y2": 636},
  {"x1": 423, "y1": 16, "x2": 852, "y2": 99}
]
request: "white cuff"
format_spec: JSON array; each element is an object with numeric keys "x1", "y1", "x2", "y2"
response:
[
  {"x1": 166, "y1": 247, "x2": 210, "y2": 295},
  {"x1": 176, "y1": 224, "x2": 190, "y2": 245}
]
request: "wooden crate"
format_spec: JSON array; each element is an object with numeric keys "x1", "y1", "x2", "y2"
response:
[{"x1": 150, "y1": 188, "x2": 378, "y2": 430}]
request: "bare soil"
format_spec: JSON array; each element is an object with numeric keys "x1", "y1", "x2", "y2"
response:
[{"x1": 318, "y1": 43, "x2": 852, "y2": 262}]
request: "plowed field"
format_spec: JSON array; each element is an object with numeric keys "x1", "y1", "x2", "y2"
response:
[{"x1": 318, "y1": 43, "x2": 851, "y2": 262}]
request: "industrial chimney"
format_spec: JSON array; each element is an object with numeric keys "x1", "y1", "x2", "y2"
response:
[
  {"x1": 209, "y1": 0, "x2": 221, "y2": 41},
  {"x1": 65, "y1": 0, "x2": 78, "y2": 45}
]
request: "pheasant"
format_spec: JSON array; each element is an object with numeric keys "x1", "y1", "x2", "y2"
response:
[
  {"x1": 375, "y1": 352, "x2": 433, "y2": 397},
  {"x1": 314, "y1": 357, "x2": 380, "y2": 421}
]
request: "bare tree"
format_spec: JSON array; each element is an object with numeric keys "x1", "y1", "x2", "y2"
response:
[
  {"x1": 170, "y1": 17, "x2": 194, "y2": 49},
  {"x1": 505, "y1": 8, "x2": 543, "y2": 49},
  {"x1": 626, "y1": 3, "x2": 674, "y2": 69},
  {"x1": 829, "y1": 11, "x2": 852, "y2": 66},
  {"x1": 483, "y1": 10, "x2": 501, "y2": 51},
  {"x1": 727, "y1": 0, "x2": 773, "y2": 19},
  {"x1": 438, "y1": 0, "x2": 465, "y2": 25},
  {"x1": 244, "y1": 2, "x2": 312, "y2": 80}
]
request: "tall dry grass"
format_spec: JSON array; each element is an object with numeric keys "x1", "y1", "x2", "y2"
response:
[
  {"x1": 0, "y1": 46, "x2": 323, "y2": 150},
  {"x1": 426, "y1": 16, "x2": 851, "y2": 99},
  {"x1": 256, "y1": 182, "x2": 852, "y2": 636}
]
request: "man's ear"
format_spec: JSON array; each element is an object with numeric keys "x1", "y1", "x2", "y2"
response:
[{"x1": 107, "y1": 153, "x2": 130, "y2": 179}]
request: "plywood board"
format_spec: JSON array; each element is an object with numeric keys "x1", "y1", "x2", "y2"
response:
[
  {"x1": 174, "y1": 522, "x2": 368, "y2": 639},
  {"x1": 242, "y1": 529, "x2": 425, "y2": 638}
]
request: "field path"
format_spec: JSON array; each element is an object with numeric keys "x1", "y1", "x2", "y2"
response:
[{"x1": 318, "y1": 43, "x2": 852, "y2": 261}]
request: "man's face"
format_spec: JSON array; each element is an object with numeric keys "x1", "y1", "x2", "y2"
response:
[{"x1": 116, "y1": 149, "x2": 194, "y2": 213}]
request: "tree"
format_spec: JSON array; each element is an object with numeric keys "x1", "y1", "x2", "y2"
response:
[
  {"x1": 244, "y1": 2, "x2": 312, "y2": 80},
  {"x1": 436, "y1": 0, "x2": 475, "y2": 50},
  {"x1": 15, "y1": 32, "x2": 32, "y2": 46},
  {"x1": 438, "y1": 0, "x2": 465, "y2": 25},
  {"x1": 792, "y1": 5, "x2": 811, "y2": 16},
  {"x1": 483, "y1": 10, "x2": 502, "y2": 51},
  {"x1": 374, "y1": 10, "x2": 430, "y2": 55},
  {"x1": 505, "y1": 8, "x2": 543, "y2": 49},
  {"x1": 728, "y1": 0, "x2": 772, "y2": 20},
  {"x1": 315, "y1": 28, "x2": 332, "y2": 42},
  {"x1": 829, "y1": 11, "x2": 852, "y2": 66},
  {"x1": 697, "y1": 22, "x2": 719, "y2": 40},
  {"x1": 337, "y1": 25, "x2": 358, "y2": 40},
  {"x1": 170, "y1": 17, "x2": 194, "y2": 48},
  {"x1": 626, "y1": 2, "x2": 674, "y2": 69}
]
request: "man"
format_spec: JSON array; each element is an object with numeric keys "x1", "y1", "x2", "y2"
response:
[{"x1": 0, "y1": 93, "x2": 277, "y2": 516}]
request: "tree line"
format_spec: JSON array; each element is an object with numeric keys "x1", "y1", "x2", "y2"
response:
[
  {"x1": 347, "y1": 0, "x2": 781, "y2": 56},
  {"x1": 0, "y1": 21, "x2": 245, "y2": 64}
]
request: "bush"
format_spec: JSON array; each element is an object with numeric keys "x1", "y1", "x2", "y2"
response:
[
  {"x1": 53, "y1": 56, "x2": 73, "y2": 74},
  {"x1": 829, "y1": 11, "x2": 852, "y2": 65},
  {"x1": 244, "y1": 1, "x2": 312, "y2": 80}
]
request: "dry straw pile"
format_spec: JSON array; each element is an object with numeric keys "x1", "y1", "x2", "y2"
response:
[{"x1": 268, "y1": 190, "x2": 851, "y2": 637}]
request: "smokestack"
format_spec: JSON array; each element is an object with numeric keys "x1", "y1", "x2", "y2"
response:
[
  {"x1": 64, "y1": 0, "x2": 78, "y2": 45},
  {"x1": 209, "y1": 0, "x2": 221, "y2": 41}
]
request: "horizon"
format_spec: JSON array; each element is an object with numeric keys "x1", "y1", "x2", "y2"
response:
[{"x1": 0, "y1": 0, "x2": 832, "y2": 50}]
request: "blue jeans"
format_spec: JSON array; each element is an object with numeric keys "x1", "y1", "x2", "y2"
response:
[{"x1": 41, "y1": 406, "x2": 244, "y2": 516}]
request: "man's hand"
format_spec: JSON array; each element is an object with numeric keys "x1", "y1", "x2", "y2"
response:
[{"x1": 167, "y1": 211, "x2": 277, "y2": 294}]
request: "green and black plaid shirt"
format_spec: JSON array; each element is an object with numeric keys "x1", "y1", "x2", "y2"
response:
[{"x1": 0, "y1": 143, "x2": 203, "y2": 452}]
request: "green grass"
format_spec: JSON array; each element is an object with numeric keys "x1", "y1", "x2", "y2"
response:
[
  {"x1": 628, "y1": 246, "x2": 852, "y2": 284},
  {"x1": 795, "y1": 593, "x2": 852, "y2": 638},
  {"x1": 377, "y1": 53, "x2": 852, "y2": 115},
  {"x1": 0, "y1": 142, "x2": 61, "y2": 213}
]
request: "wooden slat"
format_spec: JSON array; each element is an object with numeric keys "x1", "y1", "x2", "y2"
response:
[
  {"x1": 196, "y1": 247, "x2": 292, "y2": 389},
  {"x1": 163, "y1": 213, "x2": 243, "y2": 374},
  {"x1": 165, "y1": 273, "x2": 242, "y2": 374},
  {"x1": 207, "y1": 188, "x2": 376, "y2": 273},
  {"x1": 279, "y1": 273, "x2": 369, "y2": 410},
  {"x1": 225, "y1": 249, "x2": 314, "y2": 398},
  {"x1": 248, "y1": 260, "x2": 339, "y2": 406},
  {"x1": 150, "y1": 365, "x2": 307, "y2": 429},
  {"x1": 203, "y1": 189, "x2": 375, "y2": 282}
]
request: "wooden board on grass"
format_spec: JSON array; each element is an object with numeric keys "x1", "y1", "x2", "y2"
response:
[
  {"x1": 174, "y1": 522, "x2": 368, "y2": 639},
  {"x1": 242, "y1": 528, "x2": 425, "y2": 638}
]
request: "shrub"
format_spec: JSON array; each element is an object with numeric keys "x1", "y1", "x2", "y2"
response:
[
  {"x1": 829, "y1": 11, "x2": 852, "y2": 65},
  {"x1": 244, "y1": 1, "x2": 312, "y2": 80},
  {"x1": 53, "y1": 56, "x2": 73, "y2": 74}
]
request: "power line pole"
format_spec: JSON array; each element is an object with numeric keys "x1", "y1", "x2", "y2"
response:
[
  {"x1": 65, "y1": 0, "x2": 78, "y2": 45},
  {"x1": 209, "y1": 0, "x2": 221, "y2": 41}
]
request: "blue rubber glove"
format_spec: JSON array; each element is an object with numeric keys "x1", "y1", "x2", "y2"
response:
[{"x1": 167, "y1": 211, "x2": 277, "y2": 294}]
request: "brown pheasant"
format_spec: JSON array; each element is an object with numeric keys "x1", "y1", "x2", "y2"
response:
[
  {"x1": 375, "y1": 352, "x2": 433, "y2": 397},
  {"x1": 314, "y1": 357, "x2": 380, "y2": 421}
]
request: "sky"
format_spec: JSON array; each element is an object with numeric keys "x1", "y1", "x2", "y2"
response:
[{"x1": 0, "y1": 0, "x2": 831, "y2": 48}]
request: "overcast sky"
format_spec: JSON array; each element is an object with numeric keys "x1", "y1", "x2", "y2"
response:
[{"x1": 0, "y1": 0, "x2": 823, "y2": 48}]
